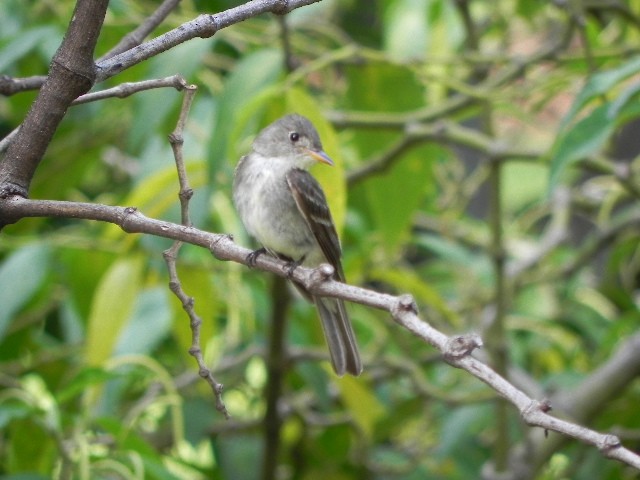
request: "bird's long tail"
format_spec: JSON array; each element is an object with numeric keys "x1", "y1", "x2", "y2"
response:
[{"x1": 314, "y1": 296, "x2": 362, "y2": 376}]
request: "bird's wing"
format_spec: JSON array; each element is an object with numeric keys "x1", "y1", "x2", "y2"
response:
[{"x1": 285, "y1": 168, "x2": 345, "y2": 281}]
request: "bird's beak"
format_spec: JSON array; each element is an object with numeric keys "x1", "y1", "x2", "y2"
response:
[{"x1": 305, "y1": 148, "x2": 334, "y2": 166}]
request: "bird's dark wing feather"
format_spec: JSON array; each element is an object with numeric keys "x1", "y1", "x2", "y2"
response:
[{"x1": 285, "y1": 168, "x2": 345, "y2": 281}]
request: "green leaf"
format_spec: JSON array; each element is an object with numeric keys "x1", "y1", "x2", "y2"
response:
[
  {"x1": 0, "y1": 26, "x2": 59, "y2": 71},
  {"x1": 342, "y1": 62, "x2": 425, "y2": 112},
  {"x1": 549, "y1": 103, "x2": 612, "y2": 186},
  {"x1": 550, "y1": 57, "x2": 640, "y2": 186},
  {"x1": 336, "y1": 375, "x2": 385, "y2": 440},
  {"x1": 85, "y1": 256, "x2": 144, "y2": 366},
  {"x1": 128, "y1": 38, "x2": 214, "y2": 152},
  {"x1": 559, "y1": 56, "x2": 640, "y2": 131},
  {"x1": 365, "y1": 143, "x2": 438, "y2": 251},
  {"x1": 114, "y1": 287, "x2": 172, "y2": 356},
  {"x1": 0, "y1": 244, "x2": 50, "y2": 341},
  {"x1": 56, "y1": 368, "x2": 117, "y2": 403},
  {"x1": 383, "y1": 0, "x2": 428, "y2": 60},
  {"x1": 208, "y1": 49, "x2": 283, "y2": 183},
  {"x1": 503, "y1": 162, "x2": 548, "y2": 212}
]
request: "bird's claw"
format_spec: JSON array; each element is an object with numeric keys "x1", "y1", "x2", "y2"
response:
[
  {"x1": 246, "y1": 247, "x2": 267, "y2": 268},
  {"x1": 284, "y1": 258, "x2": 303, "y2": 279}
]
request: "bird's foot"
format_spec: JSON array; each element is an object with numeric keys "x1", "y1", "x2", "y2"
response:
[
  {"x1": 283, "y1": 256, "x2": 305, "y2": 279},
  {"x1": 246, "y1": 247, "x2": 267, "y2": 268}
]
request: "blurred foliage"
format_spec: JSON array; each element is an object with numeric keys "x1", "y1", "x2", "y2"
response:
[{"x1": 2, "y1": 0, "x2": 640, "y2": 479}]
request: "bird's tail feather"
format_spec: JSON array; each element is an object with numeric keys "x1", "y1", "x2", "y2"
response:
[{"x1": 315, "y1": 296, "x2": 362, "y2": 376}]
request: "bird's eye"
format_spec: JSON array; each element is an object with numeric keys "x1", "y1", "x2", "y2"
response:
[{"x1": 289, "y1": 132, "x2": 299, "y2": 142}]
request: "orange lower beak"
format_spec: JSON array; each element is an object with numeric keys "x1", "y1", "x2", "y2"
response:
[{"x1": 305, "y1": 148, "x2": 334, "y2": 166}]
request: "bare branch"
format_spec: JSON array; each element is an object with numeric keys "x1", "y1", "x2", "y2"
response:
[
  {"x1": 160, "y1": 84, "x2": 229, "y2": 417},
  {"x1": 0, "y1": 75, "x2": 47, "y2": 96},
  {"x1": 1, "y1": 195, "x2": 639, "y2": 470},
  {"x1": 73, "y1": 75, "x2": 189, "y2": 104},
  {"x1": 98, "y1": 0, "x2": 183, "y2": 61},
  {"x1": 95, "y1": 0, "x2": 325, "y2": 83}
]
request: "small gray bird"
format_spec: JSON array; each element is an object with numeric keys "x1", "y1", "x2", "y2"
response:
[{"x1": 233, "y1": 114, "x2": 362, "y2": 376}]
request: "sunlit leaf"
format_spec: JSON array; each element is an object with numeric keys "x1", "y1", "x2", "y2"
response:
[
  {"x1": 85, "y1": 256, "x2": 144, "y2": 366},
  {"x1": 114, "y1": 287, "x2": 172, "y2": 356},
  {"x1": 336, "y1": 375, "x2": 385, "y2": 440}
]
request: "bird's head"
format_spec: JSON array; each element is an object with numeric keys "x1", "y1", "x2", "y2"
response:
[{"x1": 252, "y1": 114, "x2": 334, "y2": 169}]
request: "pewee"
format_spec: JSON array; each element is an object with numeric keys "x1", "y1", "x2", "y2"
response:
[{"x1": 233, "y1": 114, "x2": 362, "y2": 376}]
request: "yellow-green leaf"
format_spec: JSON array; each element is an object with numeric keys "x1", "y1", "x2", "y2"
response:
[{"x1": 85, "y1": 256, "x2": 144, "y2": 366}]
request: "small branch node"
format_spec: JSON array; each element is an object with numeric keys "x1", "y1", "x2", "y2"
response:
[
  {"x1": 273, "y1": 0, "x2": 290, "y2": 15},
  {"x1": 599, "y1": 434, "x2": 622, "y2": 454},
  {"x1": 443, "y1": 334, "x2": 483, "y2": 363},
  {"x1": 310, "y1": 263, "x2": 335, "y2": 285},
  {"x1": 179, "y1": 188, "x2": 194, "y2": 201},
  {"x1": 168, "y1": 280, "x2": 180, "y2": 293},
  {"x1": 184, "y1": 296, "x2": 195, "y2": 311},
  {"x1": 521, "y1": 399, "x2": 553, "y2": 424},
  {"x1": 168, "y1": 132, "x2": 183, "y2": 146},
  {"x1": 393, "y1": 294, "x2": 419, "y2": 316},
  {"x1": 120, "y1": 206, "x2": 139, "y2": 232},
  {"x1": 209, "y1": 234, "x2": 234, "y2": 261}
]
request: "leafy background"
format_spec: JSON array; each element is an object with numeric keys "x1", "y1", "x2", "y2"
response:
[{"x1": 2, "y1": 0, "x2": 640, "y2": 479}]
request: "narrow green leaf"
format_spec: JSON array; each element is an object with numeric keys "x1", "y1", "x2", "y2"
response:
[
  {"x1": 549, "y1": 103, "x2": 612, "y2": 186},
  {"x1": 336, "y1": 375, "x2": 385, "y2": 440},
  {"x1": 0, "y1": 244, "x2": 50, "y2": 341},
  {"x1": 209, "y1": 49, "x2": 283, "y2": 183},
  {"x1": 114, "y1": 288, "x2": 172, "y2": 356},
  {"x1": 0, "y1": 26, "x2": 59, "y2": 71},
  {"x1": 383, "y1": 0, "x2": 428, "y2": 60},
  {"x1": 85, "y1": 256, "x2": 144, "y2": 366},
  {"x1": 560, "y1": 56, "x2": 640, "y2": 131}
]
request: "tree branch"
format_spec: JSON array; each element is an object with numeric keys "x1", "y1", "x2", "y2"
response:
[
  {"x1": 94, "y1": 0, "x2": 324, "y2": 83},
  {"x1": 0, "y1": 0, "x2": 110, "y2": 198},
  {"x1": 98, "y1": 0, "x2": 183, "y2": 62},
  {"x1": 1, "y1": 195, "x2": 639, "y2": 471},
  {"x1": 0, "y1": 75, "x2": 47, "y2": 96}
]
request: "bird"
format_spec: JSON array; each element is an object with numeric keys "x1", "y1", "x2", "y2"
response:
[{"x1": 232, "y1": 113, "x2": 362, "y2": 376}]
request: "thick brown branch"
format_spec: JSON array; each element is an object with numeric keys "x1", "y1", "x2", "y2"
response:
[{"x1": 0, "y1": 0, "x2": 110, "y2": 198}]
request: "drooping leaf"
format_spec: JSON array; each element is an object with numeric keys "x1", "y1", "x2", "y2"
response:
[
  {"x1": 208, "y1": 48, "x2": 283, "y2": 183},
  {"x1": 85, "y1": 256, "x2": 144, "y2": 366},
  {"x1": 0, "y1": 244, "x2": 51, "y2": 341},
  {"x1": 336, "y1": 375, "x2": 385, "y2": 440},
  {"x1": 114, "y1": 287, "x2": 172, "y2": 356},
  {"x1": 559, "y1": 56, "x2": 640, "y2": 131},
  {"x1": 549, "y1": 103, "x2": 613, "y2": 186},
  {"x1": 550, "y1": 57, "x2": 640, "y2": 186}
]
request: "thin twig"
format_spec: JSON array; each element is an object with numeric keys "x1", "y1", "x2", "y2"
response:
[
  {"x1": 73, "y1": 75, "x2": 189, "y2": 105},
  {"x1": 98, "y1": 0, "x2": 183, "y2": 62},
  {"x1": 0, "y1": 76, "x2": 189, "y2": 155},
  {"x1": 161, "y1": 84, "x2": 229, "y2": 418},
  {"x1": 0, "y1": 75, "x2": 47, "y2": 96}
]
